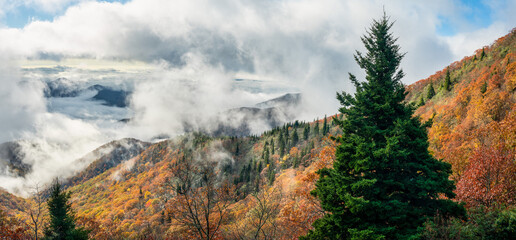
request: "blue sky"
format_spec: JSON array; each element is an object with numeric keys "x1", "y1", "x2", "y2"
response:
[
  {"x1": 436, "y1": 0, "x2": 493, "y2": 36},
  {"x1": 2, "y1": 0, "x2": 130, "y2": 28}
]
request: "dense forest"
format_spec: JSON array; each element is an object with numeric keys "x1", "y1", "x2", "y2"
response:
[{"x1": 1, "y1": 18, "x2": 515, "y2": 239}]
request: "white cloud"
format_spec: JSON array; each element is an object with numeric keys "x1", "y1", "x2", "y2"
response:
[
  {"x1": 0, "y1": 62, "x2": 110, "y2": 195},
  {"x1": 443, "y1": 22, "x2": 510, "y2": 59},
  {"x1": 0, "y1": 55, "x2": 46, "y2": 143}
]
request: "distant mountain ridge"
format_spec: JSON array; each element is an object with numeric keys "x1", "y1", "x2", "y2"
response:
[
  {"x1": 89, "y1": 84, "x2": 130, "y2": 108},
  {"x1": 44, "y1": 78, "x2": 131, "y2": 108},
  {"x1": 0, "y1": 138, "x2": 151, "y2": 193},
  {"x1": 208, "y1": 93, "x2": 303, "y2": 137},
  {"x1": 0, "y1": 142, "x2": 31, "y2": 177},
  {"x1": 62, "y1": 138, "x2": 151, "y2": 188},
  {"x1": 255, "y1": 92, "x2": 301, "y2": 109}
]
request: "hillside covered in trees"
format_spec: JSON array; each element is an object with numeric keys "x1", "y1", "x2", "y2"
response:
[{"x1": 1, "y1": 26, "x2": 515, "y2": 240}]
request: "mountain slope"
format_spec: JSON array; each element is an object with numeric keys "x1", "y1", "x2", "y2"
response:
[
  {"x1": 406, "y1": 29, "x2": 516, "y2": 206},
  {"x1": 63, "y1": 138, "x2": 151, "y2": 188},
  {"x1": 406, "y1": 29, "x2": 515, "y2": 177},
  {"x1": 63, "y1": 120, "x2": 336, "y2": 238}
]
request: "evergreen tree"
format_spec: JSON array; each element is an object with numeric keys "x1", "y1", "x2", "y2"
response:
[
  {"x1": 480, "y1": 47, "x2": 486, "y2": 60},
  {"x1": 322, "y1": 115, "x2": 328, "y2": 135},
  {"x1": 270, "y1": 140, "x2": 275, "y2": 154},
  {"x1": 417, "y1": 95, "x2": 425, "y2": 107},
  {"x1": 138, "y1": 187, "x2": 144, "y2": 209},
  {"x1": 257, "y1": 161, "x2": 263, "y2": 173},
  {"x1": 426, "y1": 82, "x2": 436, "y2": 99},
  {"x1": 279, "y1": 133, "x2": 285, "y2": 157},
  {"x1": 314, "y1": 118, "x2": 320, "y2": 136},
  {"x1": 480, "y1": 81, "x2": 488, "y2": 94},
  {"x1": 44, "y1": 179, "x2": 89, "y2": 240},
  {"x1": 284, "y1": 128, "x2": 289, "y2": 148},
  {"x1": 292, "y1": 129, "x2": 299, "y2": 146},
  {"x1": 264, "y1": 147, "x2": 270, "y2": 164},
  {"x1": 304, "y1": 124, "x2": 310, "y2": 140},
  {"x1": 235, "y1": 142, "x2": 240, "y2": 156},
  {"x1": 302, "y1": 15, "x2": 464, "y2": 240},
  {"x1": 268, "y1": 159, "x2": 275, "y2": 185},
  {"x1": 443, "y1": 68, "x2": 451, "y2": 91}
]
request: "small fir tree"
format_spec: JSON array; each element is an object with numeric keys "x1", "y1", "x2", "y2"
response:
[
  {"x1": 268, "y1": 160, "x2": 275, "y2": 185},
  {"x1": 43, "y1": 179, "x2": 89, "y2": 240},
  {"x1": 304, "y1": 124, "x2": 310, "y2": 140},
  {"x1": 417, "y1": 95, "x2": 425, "y2": 107},
  {"x1": 480, "y1": 81, "x2": 488, "y2": 94},
  {"x1": 278, "y1": 133, "x2": 285, "y2": 157},
  {"x1": 427, "y1": 82, "x2": 436, "y2": 99},
  {"x1": 443, "y1": 68, "x2": 451, "y2": 91},
  {"x1": 314, "y1": 118, "x2": 320, "y2": 135},
  {"x1": 322, "y1": 115, "x2": 328, "y2": 135},
  {"x1": 264, "y1": 147, "x2": 270, "y2": 164},
  {"x1": 292, "y1": 129, "x2": 299, "y2": 146},
  {"x1": 302, "y1": 15, "x2": 464, "y2": 240}
]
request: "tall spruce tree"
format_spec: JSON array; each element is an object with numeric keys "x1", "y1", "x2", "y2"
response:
[
  {"x1": 302, "y1": 15, "x2": 464, "y2": 240},
  {"x1": 322, "y1": 115, "x2": 328, "y2": 135},
  {"x1": 44, "y1": 179, "x2": 89, "y2": 240}
]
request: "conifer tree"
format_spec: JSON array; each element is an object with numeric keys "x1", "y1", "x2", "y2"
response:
[
  {"x1": 426, "y1": 82, "x2": 435, "y2": 99},
  {"x1": 279, "y1": 133, "x2": 285, "y2": 157},
  {"x1": 44, "y1": 179, "x2": 89, "y2": 240},
  {"x1": 443, "y1": 68, "x2": 451, "y2": 91},
  {"x1": 304, "y1": 124, "x2": 310, "y2": 140},
  {"x1": 314, "y1": 118, "x2": 319, "y2": 136},
  {"x1": 417, "y1": 95, "x2": 425, "y2": 107},
  {"x1": 322, "y1": 115, "x2": 328, "y2": 135},
  {"x1": 302, "y1": 15, "x2": 464, "y2": 240},
  {"x1": 292, "y1": 129, "x2": 299, "y2": 146},
  {"x1": 264, "y1": 147, "x2": 270, "y2": 164},
  {"x1": 268, "y1": 160, "x2": 275, "y2": 185},
  {"x1": 480, "y1": 81, "x2": 488, "y2": 94}
]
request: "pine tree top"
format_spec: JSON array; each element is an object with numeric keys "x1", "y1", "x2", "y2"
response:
[{"x1": 336, "y1": 14, "x2": 410, "y2": 139}]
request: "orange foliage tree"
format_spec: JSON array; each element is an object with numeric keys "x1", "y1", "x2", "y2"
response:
[
  {"x1": 456, "y1": 145, "x2": 516, "y2": 208},
  {"x1": 0, "y1": 210, "x2": 29, "y2": 239}
]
